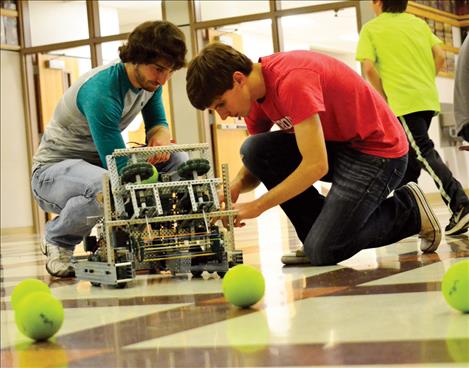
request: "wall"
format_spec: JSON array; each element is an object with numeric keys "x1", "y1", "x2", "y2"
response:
[{"x1": 0, "y1": 50, "x2": 34, "y2": 231}]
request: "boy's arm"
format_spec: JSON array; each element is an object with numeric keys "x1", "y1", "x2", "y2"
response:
[
  {"x1": 227, "y1": 164, "x2": 261, "y2": 204},
  {"x1": 147, "y1": 124, "x2": 171, "y2": 146},
  {"x1": 142, "y1": 87, "x2": 172, "y2": 164},
  {"x1": 233, "y1": 114, "x2": 327, "y2": 226},
  {"x1": 362, "y1": 59, "x2": 387, "y2": 101},
  {"x1": 432, "y1": 44, "x2": 445, "y2": 75},
  {"x1": 146, "y1": 125, "x2": 172, "y2": 164},
  {"x1": 77, "y1": 85, "x2": 127, "y2": 170}
]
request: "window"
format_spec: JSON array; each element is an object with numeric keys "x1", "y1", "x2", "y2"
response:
[
  {"x1": 278, "y1": 0, "x2": 347, "y2": 11},
  {"x1": 195, "y1": 0, "x2": 269, "y2": 22},
  {"x1": 28, "y1": 1, "x2": 88, "y2": 46},
  {"x1": 279, "y1": 7, "x2": 359, "y2": 72},
  {"x1": 204, "y1": 19, "x2": 274, "y2": 61},
  {"x1": 98, "y1": 1, "x2": 163, "y2": 37}
]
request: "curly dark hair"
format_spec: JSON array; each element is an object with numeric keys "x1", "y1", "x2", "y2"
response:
[
  {"x1": 186, "y1": 43, "x2": 253, "y2": 110},
  {"x1": 119, "y1": 21, "x2": 187, "y2": 70}
]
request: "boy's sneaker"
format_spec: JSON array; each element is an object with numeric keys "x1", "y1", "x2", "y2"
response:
[
  {"x1": 40, "y1": 240, "x2": 47, "y2": 255},
  {"x1": 281, "y1": 247, "x2": 310, "y2": 265},
  {"x1": 44, "y1": 242, "x2": 75, "y2": 278},
  {"x1": 405, "y1": 182, "x2": 441, "y2": 253},
  {"x1": 445, "y1": 205, "x2": 469, "y2": 236}
]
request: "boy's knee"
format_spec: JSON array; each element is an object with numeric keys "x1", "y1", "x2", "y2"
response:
[
  {"x1": 88, "y1": 176, "x2": 104, "y2": 197},
  {"x1": 171, "y1": 151, "x2": 189, "y2": 167},
  {"x1": 156, "y1": 151, "x2": 189, "y2": 176},
  {"x1": 240, "y1": 135, "x2": 264, "y2": 170},
  {"x1": 303, "y1": 239, "x2": 338, "y2": 266}
]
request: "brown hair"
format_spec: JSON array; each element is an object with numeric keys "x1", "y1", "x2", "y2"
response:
[
  {"x1": 119, "y1": 21, "x2": 187, "y2": 70},
  {"x1": 186, "y1": 43, "x2": 253, "y2": 110}
]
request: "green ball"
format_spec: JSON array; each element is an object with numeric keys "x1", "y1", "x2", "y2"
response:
[
  {"x1": 441, "y1": 260, "x2": 469, "y2": 313},
  {"x1": 222, "y1": 265, "x2": 265, "y2": 308},
  {"x1": 15, "y1": 292, "x2": 64, "y2": 341},
  {"x1": 141, "y1": 165, "x2": 158, "y2": 184},
  {"x1": 11, "y1": 279, "x2": 51, "y2": 310}
]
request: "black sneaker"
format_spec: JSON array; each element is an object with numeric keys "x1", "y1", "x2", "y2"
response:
[{"x1": 445, "y1": 205, "x2": 469, "y2": 236}]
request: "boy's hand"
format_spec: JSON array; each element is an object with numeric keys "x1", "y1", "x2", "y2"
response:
[
  {"x1": 218, "y1": 186, "x2": 241, "y2": 208},
  {"x1": 214, "y1": 186, "x2": 241, "y2": 227},
  {"x1": 147, "y1": 135, "x2": 170, "y2": 164},
  {"x1": 232, "y1": 201, "x2": 263, "y2": 227}
]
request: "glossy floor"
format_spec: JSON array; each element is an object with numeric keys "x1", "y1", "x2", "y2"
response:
[{"x1": 1, "y1": 200, "x2": 469, "y2": 368}]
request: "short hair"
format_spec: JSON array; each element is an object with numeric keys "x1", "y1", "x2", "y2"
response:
[
  {"x1": 186, "y1": 43, "x2": 253, "y2": 110},
  {"x1": 379, "y1": 0, "x2": 408, "y2": 13},
  {"x1": 119, "y1": 21, "x2": 187, "y2": 70}
]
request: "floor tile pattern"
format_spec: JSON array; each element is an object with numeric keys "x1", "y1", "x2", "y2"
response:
[{"x1": 1, "y1": 202, "x2": 468, "y2": 367}]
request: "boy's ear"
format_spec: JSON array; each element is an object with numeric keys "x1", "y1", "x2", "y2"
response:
[{"x1": 233, "y1": 71, "x2": 247, "y2": 85}]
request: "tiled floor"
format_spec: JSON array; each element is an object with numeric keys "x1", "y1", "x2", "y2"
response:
[{"x1": 1, "y1": 198, "x2": 468, "y2": 368}]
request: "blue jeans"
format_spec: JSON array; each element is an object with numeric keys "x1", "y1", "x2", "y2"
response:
[
  {"x1": 31, "y1": 153, "x2": 188, "y2": 250},
  {"x1": 241, "y1": 131, "x2": 420, "y2": 265}
]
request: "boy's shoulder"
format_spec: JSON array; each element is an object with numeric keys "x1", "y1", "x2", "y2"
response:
[
  {"x1": 363, "y1": 12, "x2": 421, "y2": 29},
  {"x1": 78, "y1": 62, "x2": 133, "y2": 100},
  {"x1": 84, "y1": 62, "x2": 127, "y2": 88}
]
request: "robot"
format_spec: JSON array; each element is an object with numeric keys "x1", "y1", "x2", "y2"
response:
[{"x1": 74, "y1": 143, "x2": 243, "y2": 288}]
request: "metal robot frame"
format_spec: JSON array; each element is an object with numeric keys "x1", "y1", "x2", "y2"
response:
[{"x1": 74, "y1": 143, "x2": 243, "y2": 288}]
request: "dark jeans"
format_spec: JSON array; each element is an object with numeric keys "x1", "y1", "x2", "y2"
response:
[
  {"x1": 241, "y1": 131, "x2": 420, "y2": 266},
  {"x1": 398, "y1": 111, "x2": 468, "y2": 214}
]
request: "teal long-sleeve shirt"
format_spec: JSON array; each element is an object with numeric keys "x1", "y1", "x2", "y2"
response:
[{"x1": 33, "y1": 61, "x2": 168, "y2": 172}]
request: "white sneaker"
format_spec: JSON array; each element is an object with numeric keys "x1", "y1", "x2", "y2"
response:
[
  {"x1": 40, "y1": 240, "x2": 47, "y2": 255},
  {"x1": 45, "y1": 242, "x2": 75, "y2": 277},
  {"x1": 281, "y1": 247, "x2": 310, "y2": 265},
  {"x1": 405, "y1": 182, "x2": 441, "y2": 253}
]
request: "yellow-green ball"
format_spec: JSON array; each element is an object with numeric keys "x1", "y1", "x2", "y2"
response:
[
  {"x1": 441, "y1": 260, "x2": 469, "y2": 313},
  {"x1": 11, "y1": 279, "x2": 51, "y2": 310},
  {"x1": 15, "y1": 292, "x2": 64, "y2": 341},
  {"x1": 142, "y1": 166, "x2": 158, "y2": 184},
  {"x1": 222, "y1": 265, "x2": 265, "y2": 308}
]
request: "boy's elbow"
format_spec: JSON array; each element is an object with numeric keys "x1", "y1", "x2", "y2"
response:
[
  {"x1": 308, "y1": 161, "x2": 328, "y2": 180},
  {"x1": 362, "y1": 60, "x2": 375, "y2": 76},
  {"x1": 318, "y1": 162, "x2": 328, "y2": 178},
  {"x1": 437, "y1": 55, "x2": 445, "y2": 71},
  {"x1": 432, "y1": 45, "x2": 445, "y2": 72}
]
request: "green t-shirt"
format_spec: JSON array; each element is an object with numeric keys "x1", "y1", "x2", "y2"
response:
[{"x1": 356, "y1": 12, "x2": 442, "y2": 116}]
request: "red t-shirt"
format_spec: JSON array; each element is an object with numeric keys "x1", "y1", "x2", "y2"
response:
[{"x1": 245, "y1": 51, "x2": 408, "y2": 158}]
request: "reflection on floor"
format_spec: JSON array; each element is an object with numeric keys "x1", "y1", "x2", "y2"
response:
[{"x1": 1, "y1": 199, "x2": 469, "y2": 368}]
